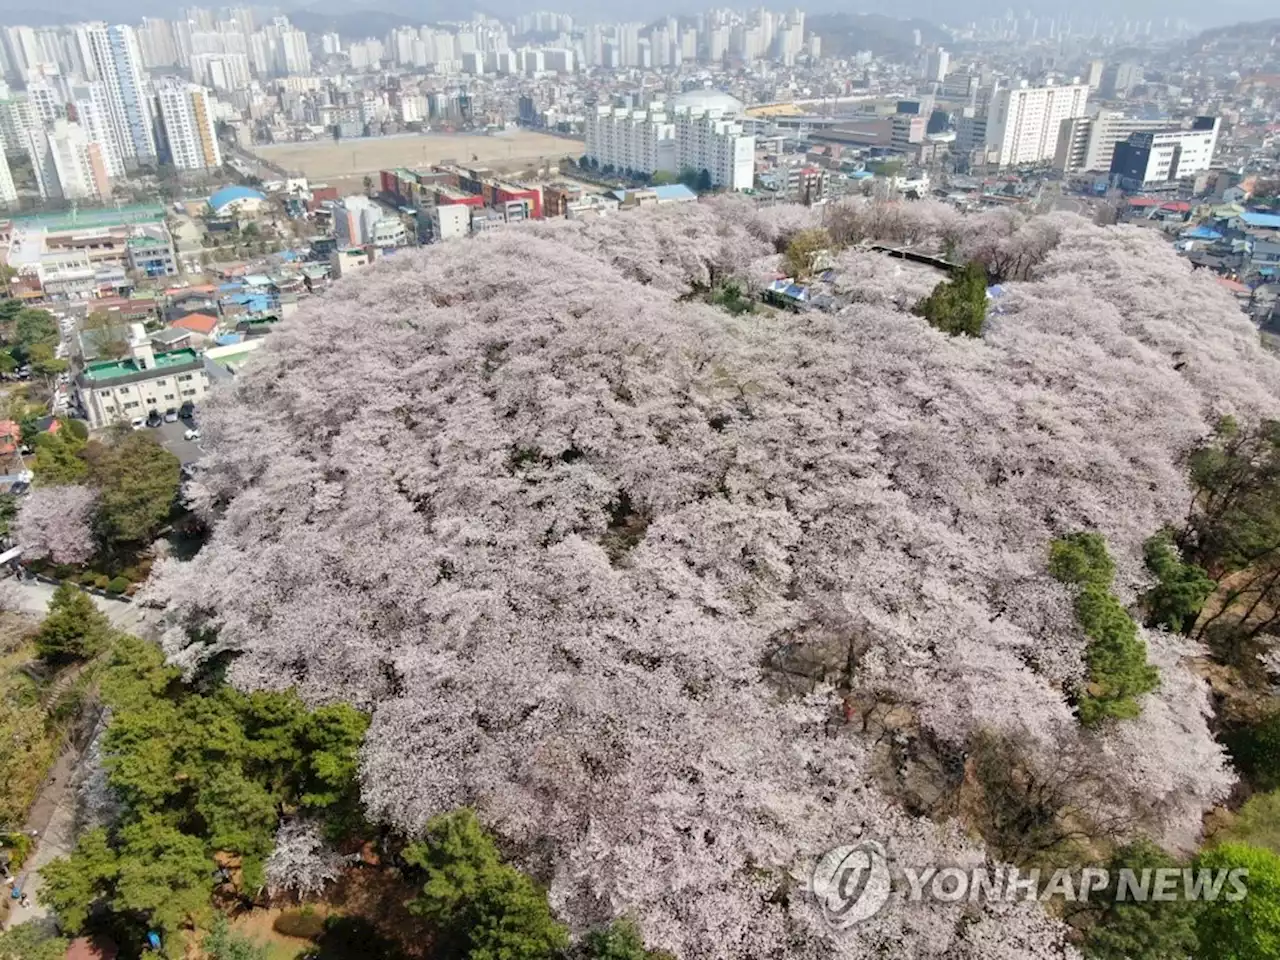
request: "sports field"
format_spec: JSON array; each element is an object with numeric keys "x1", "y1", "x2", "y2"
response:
[{"x1": 251, "y1": 130, "x2": 581, "y2": 182}]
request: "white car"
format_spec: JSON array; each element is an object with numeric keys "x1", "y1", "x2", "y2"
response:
[
  {"x1": 184, "y1": 428, "x2": 201, "y2": 441},
  {"x1": 131, "y1": 417, "x2": 145, "y2": 430}
]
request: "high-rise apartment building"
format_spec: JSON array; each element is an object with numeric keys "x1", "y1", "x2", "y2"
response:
[
  {"x1": 86, "y1": 23, "x2": 157, "y2": 168},
  {"x1": 986, "y1": 81, "x2": 1089, "y2": 167},
  {"x1": 926, "y1": 48, "x2": 950, "y2": 83},
  {"x1": 585, "y1": 93, "x2": 755, "y2": 191},
  {"x1": 70, "y1": 83, "x2": 125, "y2": 177},
  {"x1": 27, "y1": 119, "x2": 110, "y2": 201},
  {"x1": 155, "y1": 79, "x2": 222, "y2": 170},
  {"x1": 0, "y1": 149, "x2": 17, "y2": 206}
]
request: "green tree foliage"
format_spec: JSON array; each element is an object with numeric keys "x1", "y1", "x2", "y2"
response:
[
  {"x1": 1217, "y1": 790, "x2": 1280, "y2": 855},
  {"x1": 41, "y1": 637, "x2": 369, "y2": 940},
  {"x1": 403, "y1": 809, "x2": 569, "y2": 960},
  {"x1": 40, "y1": 828, "x2": 120, "y2": 933},
  {"x1": 0, "y1": 493, "x2": 16, "y2": 536},
  {"x1": 83, "y1": 432, "x2": 181, "y2": 546},
  {"x1": 1184, "y1": 417, "x2": 1280, "y2": 576},
  {"x1": 1225, "y1": 710, "x2": 1280, "y2": 792},
  {"x1": 579, "y1": 918, "x2": 670, "y2": 960},
  {"x1": 709, "y1": 281, "x2": 755, "y2": 316},
  {"x1": 912, "y1": 261, "x2": 989, "y2": 338},
  {"x1": 203, "y1": 916, "x2": 270, "y2": 960},
  {"x1": 782, "y1": 228, "x2": 831, "y2": 281},
  {"x1": 32, "y1": 423, "x2": 90, "y2": 486},
  {"x1": 1141, "y1": 530, "x2": 1216, "y2": 633},
  {"x1": 695, "y1": 168, "x2": 713, "y2": 193},
  {"x1": 0, "y1": 922, "x2": 70, "y2": 960},
  {"x1": 0, "y1": 303, "x2": 58, "y2": 367},
  {"x1": 1080, "y1": 839, "x2": 1200, "y2": 960},
  {"x1": 1049, "y1": 533, "x2": 1159, "y2": 725},
  {"x1": 1194, "y1": 843, "x2": 1280, "y2": 960},
  {"x1": 33, "y1": 582, "x2": 114, "y2": 663}
]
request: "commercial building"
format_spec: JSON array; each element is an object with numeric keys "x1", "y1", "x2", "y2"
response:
[
  {"x1": 429, "y1": 203, "x2": 470, "y2": 241},
  {"x1": 75, "y1": 323, "x2": 211, "y2": 428},
  {"x1": 332, "y1": 195, "x2": 407, "y2": 248},
  {"x1": 1054, "y1": 110, "x2": 1171, "y2": 174},
  {"x1": 1109, "y1": 118, "x2": 1220, "y2": 188},
  {"x1": 155, "y1": 79, "x2": 222, "y2": 170},
  {"x1": 985, "y1": 81, "x2": 1089, "y2": 168}
]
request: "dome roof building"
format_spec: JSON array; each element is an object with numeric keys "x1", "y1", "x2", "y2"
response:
[
  {"x1": 669, "y1": 90, "x2": 744, "y2": 116},
  {"x1": 208, "y1": 185, "x2": 267, "y2": 216}
]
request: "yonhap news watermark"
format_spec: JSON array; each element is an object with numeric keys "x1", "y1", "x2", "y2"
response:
[{"x1": 810, "y1": 840, "x2": 1249, "y2": 929}]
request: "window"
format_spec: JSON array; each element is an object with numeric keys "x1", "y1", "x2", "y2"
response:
[
  {"x1": 155, "y1": 378, "x2": 167, "y2": 385},
  {"x1": 164, "y1": 394, "x2": 175, "y2": 401},
  {"x1": 181, "y1": 389, "x2": 197, "y2": 397},
  {"x1": 179, "y1": 373, "x2": 194, "y2": 382},
  {"x1": 124, "y1": 401, "x2": 141, "y2": 410}
]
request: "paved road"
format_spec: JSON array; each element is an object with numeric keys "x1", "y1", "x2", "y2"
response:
[{"x1": 6, "y1": 577, "x2": 153, "y2": 635}]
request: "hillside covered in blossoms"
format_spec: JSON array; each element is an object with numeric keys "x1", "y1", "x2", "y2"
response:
[{"x1": 144, "y1": 199, "x2": 1280, "y2": 959}]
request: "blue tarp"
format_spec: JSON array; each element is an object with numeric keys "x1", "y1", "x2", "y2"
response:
[
  {"x1": 215, "y1": 333, "x2": 244, "y2": 345},
  {"x1": 1182, "y1": 226, "x2": 1223, "y2": 241}
]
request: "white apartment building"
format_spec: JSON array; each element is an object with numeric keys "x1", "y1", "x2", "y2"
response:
[
  {"x1": 1053, "y1": 109, "x2": 1170, "y2": 174},
  {"x1": 986, "y1": 81, "x2": 1089, "y2": 167},
  {"x1": 71, "y1": 84, "x2": 125, "y2": 177},
  {"x1": 585, "y1": 106, "x2": 676, "y2": 178},
  {"x1": 85, "y1": 23, "x2": 157, "y2": 168},
  {"x1": 672, "y1": 107, "x2": 755, "y2": 191},
  {"x1": 76, "y1": 324, "x2": 212, "y2": 429},
  {"x1": 585, "y1": 92, "x2": 755, "y2": 191},
  {"x1": 0, "y1": 149, "x2": 17, "y2": 206},
  {"x1": 27, "y1": 120, "x2": 110, "y2": 201},
  {"x1": 156, "y1": 80, "x2": 222, "y2": 170}
]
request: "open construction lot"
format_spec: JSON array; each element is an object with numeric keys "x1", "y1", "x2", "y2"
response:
[{"x1": 252, "y1": 130, "x2": 582, "y2": 187}]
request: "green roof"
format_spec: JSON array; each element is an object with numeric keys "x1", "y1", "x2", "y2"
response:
[
  {"x1": 82, "y1": 349, "x2": 202, "y2": 384},
  {"x1": 5, "y1": 203, "x2": 166, "y2": 233}
]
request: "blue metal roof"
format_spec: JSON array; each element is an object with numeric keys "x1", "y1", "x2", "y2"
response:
[
  {"x1": 652, "y1": 184, "x2": 697, "y2": 201},
  {"x1": 209, "y1": 185, "x2": 266, "y2": 211},
  {"x1": 1241, "y1": 212, "x2": 1280, "y2": 229}
]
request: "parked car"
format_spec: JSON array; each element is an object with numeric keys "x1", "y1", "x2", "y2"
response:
[
  {"x1": 145, "y1": 409, "x2": 163, "y2": 428},
  {"x1": 131, "y1": 417, "x2": 145, "y2": 430},
  {"x1": 184, "y1": 427, "x2": 201, "y2": 441},
  {"x1": 163, "y1": 408, "x2": 179, "y2": 423},
  {"x1": 179, "y1": 400, "x2": 195, "y2": 420}
]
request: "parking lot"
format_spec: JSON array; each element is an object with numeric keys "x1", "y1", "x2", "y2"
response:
[{"x1": 147, "y1": 418, "x2": 204, "y2": 466}]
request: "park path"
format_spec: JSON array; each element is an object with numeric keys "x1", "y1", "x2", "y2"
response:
[{"x1": 3, "y1": 578, "x2": 158, "y2": 929}]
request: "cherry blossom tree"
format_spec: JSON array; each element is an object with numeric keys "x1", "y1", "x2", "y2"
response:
[
  {"x1": 13, "y1": 485, "x2": 98, "y2": 565},
  {"x1": 264, "y1": 819, "x2": 345, "y2": 899},
  {"x1": 144, "y1": 205, "x2": 1276, "y2": 959}
]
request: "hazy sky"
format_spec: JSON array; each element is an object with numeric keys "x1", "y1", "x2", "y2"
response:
[{"x1": 0, "y1": 0, "x2": 1273, "y2": 31}]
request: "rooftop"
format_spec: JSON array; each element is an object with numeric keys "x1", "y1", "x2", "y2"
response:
[
  {"x1": 3, "y1": 203, "x2": 165, "y2": 233},
  {"x1": 81, "y1": 348, "x2": 203, "y2": 385}
]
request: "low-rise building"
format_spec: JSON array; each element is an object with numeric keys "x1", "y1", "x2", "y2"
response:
[{"x1": 75, "y1": 324, "x2": 212, "y2": 428}]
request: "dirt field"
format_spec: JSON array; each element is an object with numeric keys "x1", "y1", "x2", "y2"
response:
[{"x1": 252, "y1": 130, "x2": 582, "y2": 183}]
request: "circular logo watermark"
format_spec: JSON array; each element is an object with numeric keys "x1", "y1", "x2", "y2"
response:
[{"x1": 811, "y1": 840, "x2": 893, "y2": 928}]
